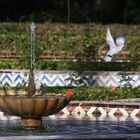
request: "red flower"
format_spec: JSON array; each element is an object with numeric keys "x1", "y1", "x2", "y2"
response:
[{"x1": 65, "y1": 90, "x2": 74, "y2": 96}]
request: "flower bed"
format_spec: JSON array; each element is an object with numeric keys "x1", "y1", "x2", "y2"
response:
[{"x1": 42, "y1": 86, "x2": 140, "y2": 101}]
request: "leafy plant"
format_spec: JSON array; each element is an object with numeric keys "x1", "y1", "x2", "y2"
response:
[
  {"x1": 41, "y1": 86, "x2": 140, "y2": 101},
  {"x1": 0, "y1": 23, "x2": 140, "y2": 71},
  {"x1": 119, "y1": 71, "x2": 135, "y2": 88},
  {"x1": 65, "y1": 73, "x2": 89, "y2": 87}
]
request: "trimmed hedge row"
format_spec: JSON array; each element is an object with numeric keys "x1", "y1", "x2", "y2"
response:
[
  {"x1": 41, "y1": 86, "x2": 140, "y2": 101},
  {"x1": 1, "y1": 86, "x2": 140, "y2": 101},
  {"x1": 0, "y1": 59, "x2": 140, "y2": 71},
  {"x1": 0, "y1": 23, "x2": 140, "y2": 55}
]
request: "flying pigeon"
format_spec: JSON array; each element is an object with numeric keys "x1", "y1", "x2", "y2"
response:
[{"x1": 103, "y1": 28, "x2": 125, "y2": 62}]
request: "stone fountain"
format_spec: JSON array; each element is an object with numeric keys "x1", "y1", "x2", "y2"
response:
[{"x1": 0, "y1": 22, "x2": 72, "y2": 129}]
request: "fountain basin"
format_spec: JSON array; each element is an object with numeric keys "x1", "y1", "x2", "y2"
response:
[{"x1": 0, "y1": 94, "x2": 71, "y2": 128}]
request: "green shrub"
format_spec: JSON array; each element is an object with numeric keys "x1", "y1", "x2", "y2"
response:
[
  {"x1": 41, "y1": 86, "x2": 140, "y2": 101},
  {"x1": 0, "y1": 23, "x2": 140, "y2": 56},
  {"x1": 0, "y1": 23, "x2": 140, "y2": 71},
  {"x1": 0, "y1": 59, "x2": 138, "y2": 71}
]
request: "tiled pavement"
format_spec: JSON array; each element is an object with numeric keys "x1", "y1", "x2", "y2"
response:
[{"x1": 1, "y1": 101, "x2": 140, "y2": 121}]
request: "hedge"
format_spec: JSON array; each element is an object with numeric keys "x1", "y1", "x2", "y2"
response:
[
  {"x1": 1, "y1": 86, "x2": 140, "y2": 101},
  {"x1": 0, "y1": 59, "x2": 140, "y2": 71},
  {"x1": 41, "y1": 86, "x2": 140, "y2": 101},
  {"x1": 0, "y1": 23, "x2": 140, "y2": 54},
  {"x1": 0, "y1": 23, "x2": 140, "y2": 70}
]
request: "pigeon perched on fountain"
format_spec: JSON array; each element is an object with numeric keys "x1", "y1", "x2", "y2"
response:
[{"x1": 103, "y1": 28, "x2": 125, "y2": 62}]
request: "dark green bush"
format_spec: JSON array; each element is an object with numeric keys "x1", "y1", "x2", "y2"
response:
[
  {"x1": 41, "y1": 86, "x2": 140, "y2": 101},
  {"x1": 1, "y1": 60, "x2": 139, "y2": 71}
]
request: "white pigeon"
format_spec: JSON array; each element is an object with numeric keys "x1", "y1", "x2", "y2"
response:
[{"x1": 103, "y1": 28, "x2": 125, "y2": 62}]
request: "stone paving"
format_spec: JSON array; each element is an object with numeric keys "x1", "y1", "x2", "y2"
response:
[{"x1": 1, "y1": 100, "x2": 140, "y2": 121}]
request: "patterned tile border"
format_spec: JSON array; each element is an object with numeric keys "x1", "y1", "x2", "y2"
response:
[
  {"x1": 0, "y1": 70, "x2": 140, "y2": 87},
  {"x1": 51, "y1": 101, "x2": 140, "y2": 121},
  {"x1": 1, "y1": 101, "x2": 140, "y2": 121}
]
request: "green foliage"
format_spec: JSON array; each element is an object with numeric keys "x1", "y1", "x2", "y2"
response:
[
  {"x1": 0, "y1": 60, "x2": 137, "y2": 71},
  {"x1": 41, "y1": 86, "x2": 140, "y2": 101},
  {"x1": 65, "y1": 74, "x2": 89, "y2": 87},
  {"x1": 0, "y1": 23, "x2": 140, "y2": 71},
  {"x1": 119, "y1": 71, "x2": 135, "y2": 88},
  {"x1": 1, "y1": 87, "x2": 17, "y2": 91},
  {"x1": 0, "y1": 23, "x2": 138, "y2": 55}
]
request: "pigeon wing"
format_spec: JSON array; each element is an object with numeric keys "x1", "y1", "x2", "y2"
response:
[
  {"x1": 116, "y1": 37, "x2": 125, "y2": 49},
  {"x1": 106, "y1": 28, "x2": 116, "y2": 50}
]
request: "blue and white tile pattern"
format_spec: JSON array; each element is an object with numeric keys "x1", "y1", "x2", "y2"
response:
[{"x1": 0, "y1": 70, "x2": 140, "y2": 87}]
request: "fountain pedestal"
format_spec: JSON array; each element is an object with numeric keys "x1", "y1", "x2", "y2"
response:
[{"x1": 22, "y1": 118, "x2": 42, "y2": 128}]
